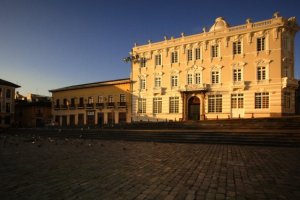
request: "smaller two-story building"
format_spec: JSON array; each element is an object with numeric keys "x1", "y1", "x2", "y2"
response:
[
  {"x1": 0, "y1": 79, "x2": 20, "y2": 128},
  {"x1": 49, "y1": 78, "x2": 131, "y2": 127},
  {"x1": 15, "y1": 93, "x2": 52, "y2": 127}
]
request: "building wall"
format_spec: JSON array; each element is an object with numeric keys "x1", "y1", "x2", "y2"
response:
[
  {"x1": 51, "y1": 81, "x2": 131, "y2": 127},
  {"x1": 131, "y1": 14, "x2": 299, "y2": 121},
  {"x1": 15, "y1": 102, "x2": 52, "y2": 128},
  {"x1": 0, "y1": 86, "x2": 17, "y2": 127}
]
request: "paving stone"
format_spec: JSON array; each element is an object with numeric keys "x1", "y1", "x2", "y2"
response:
[{"x1": 0, "y1": 135, "x2": 300, "y2": 199}]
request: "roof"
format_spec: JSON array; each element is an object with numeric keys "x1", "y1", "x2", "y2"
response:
[
  {"x1": 49, "y1": 78, "x2": 131, "y2": 93},
  {"x1": 0, "y1": 79, "x2": 20, "y2": 88}
]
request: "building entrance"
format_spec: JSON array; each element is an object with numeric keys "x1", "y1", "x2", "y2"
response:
[
  {"x1": 86, "y1": 111, "x2": 95, "y2": 126},
  {"x1": 188, "y1": 96, "x2": 200, "y2": 120},
  {"x1": 98, "y1": 112, "x2": 104, "y2": 127}
]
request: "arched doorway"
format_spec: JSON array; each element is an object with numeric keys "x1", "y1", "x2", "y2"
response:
[{"x1": 188, "y1": 96, "x2": 200, "y2": 120}]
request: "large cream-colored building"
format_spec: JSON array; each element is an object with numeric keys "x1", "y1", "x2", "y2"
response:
[
  {"x1": 50, "y1": 78, "x2": 131, "y2": 127},
  {"x1": 0, "y1": 79, "x2": 20, "y2": 128},
  {"x1": 131, "y1": 12, "x2": 299, "y2": 121}
]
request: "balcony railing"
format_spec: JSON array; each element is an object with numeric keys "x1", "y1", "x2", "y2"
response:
[
  {"x1": 61, "y1": 105, "x2": 68, "y2": 110},
  {"x1": 77, "y1": 104, "x2": 85, "y2": 109},
  {"x1": 117, "y1": 102, "x2": 127, "y2": 108},
  {"x1": 69, "y1": 104, "x2": 76, "y2": 109},
  {"x1": 54, "y1": 105, "x2": 60, "y2": 110},
  {"x1": 86, "y1": 103, "x2": 94, "y2": 109},
  {"x1": 282, "y1": 77, "x2": 299, "y2": 89},
  {"x1": 107, "y1": 102, "x2": 115, "y2": 108},
  {"x1": 180, "y1": 84, "x2": 207, "y2": 92},
  {"x1": 153, "y1": 87, "x2": 163, "y2": 94},
  {"x1": 96, "y1": 103, "x2": 105, "y2": 109},
  {"x1": 232, "y1": 81, "x2": 245, "y2": 89}
]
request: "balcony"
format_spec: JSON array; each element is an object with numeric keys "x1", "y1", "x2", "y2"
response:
[
  {"x1": 61, "y1": 105, "x2": 68, "y2": 110},
  {"x1": 231, "y1": 81, "x2": 245, "y2": 90},
  {"x1": 153, "y1": 87, "x2": 163, "y2": 94},
  {"x1": 77, "y1": 104, "x2": 85, "y2": 109},
  {"x1": 86, "y1": 103, "x2": 94, "y2": 109},
  {"x1": 54, "y1": 105, "x2": 60, "y2": 110},
  {"x1": 282, "y1": 77, "x2": 299, "y2": 89},
  {"x1": 69, "y1": 104, "x2": 76, "y2": 110},
  {"x1": 117, "y1": 102, "x2": 127, "y2": 108},
  {"x1": 107, "y1": 102, "x2": 115, "y2": 108},
  {"x1": 96, "y1": 103, "x2": 105, "y2": 109},
  {"x1": 180, "y1": 84, "x2": 207, "y2": 92}
]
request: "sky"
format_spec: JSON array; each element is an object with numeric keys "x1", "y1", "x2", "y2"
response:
[{"x1": 0, "y1": 0, "x2": 300, "y2": 96}]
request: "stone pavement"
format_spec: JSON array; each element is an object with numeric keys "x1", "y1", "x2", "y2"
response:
[{"x1": 0, "y1": 134, "x2": 300, "y2": 200}]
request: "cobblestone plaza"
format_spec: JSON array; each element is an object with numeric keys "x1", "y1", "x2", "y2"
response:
[{"x1": 1, "y1": 135, "x2": 300, "y2": 200}]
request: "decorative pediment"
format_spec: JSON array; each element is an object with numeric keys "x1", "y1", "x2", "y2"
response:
[
  {"x1": 153, "y1": 72, "x2": 164, "y2": 76},
  {"x1": 211, "y1": 65, "x2": 223, "y2": 70},
  {"x1": 231, "y1": 62, "x2": 247, "y2": 68},
  {"x1": 138, "y1": 74, "x2": 148, "y2": 79},
  {"x1": 170, "y1": 69, "x2": 181, "y2": 75},
  {"x1": 255, "y1": 59, "x2": 272, "y2": 65}
]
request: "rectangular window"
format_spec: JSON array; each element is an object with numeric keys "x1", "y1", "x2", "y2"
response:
[
  {"x1": 233, "y1": 41, "x2": 241, "y2": 55},
  {"x1": 55, "y1": 99, "x2": 60, "y2": 108},
  {"x1": 171, "y1": 51, "x2": 178, "y2": 63},
  {"x1": 231, "y1": 94, "x2": 244, "y2": 109},
  {"x1": 153, "y1": 97, "x2": 162, "y2": 114},
  {"x1": 211, "y1": 44, "x2": 219, "y2": 58},
  {"x1": 6, "y1": 89, "x2": 11, "y2": 99},
  {"x1": 187, "y1": 49, "x2": 192, "y2": 61},
  {"x1": 195, "y1": 73, "x2": 201, "y2": 84},
  {"x1": 284, "y1": 92, "x2": 291, "y2": 109},
  {"x1": 6, "y1": 103, "x2": 10, "y2": 113},
  {"x1": 211, "y1": 71, "x2": 220, "y2": 84},
  {"x1": 171, "y1": 75, "x2": 178, "y2": 87},
  {"x1": 120, "y1": 94, "x2": 126, "y2": 102},
  {"x1": 208, "y1": 94, "x2": 222, "y2": 113},
  {"x1": 233, "y1": 69, "x2": 242, "y2": 82},
  {"x1": 108, "y1": 95, "x2": 113, "y2": 103},
  {"x1": 283, "y1": 66, "x2": 289, "y2": 77},
  {"x1": 257, "y1": 66, "x2": 266, "y2": 80},
  {"x1": 140, "y1": 79, "x2": 146, "y2": 90},
  {"x1": 88, "y1": 97, "x2": 93, "y2": 104},
  {"x1": 140, "y1": 58, "x2": 146, "y2": 67},
  {"x1": 257, "y1": 37, "x2": 265, "y2": 51},
  {"x1": 195, "y1": 48, "x2": 201, "y2": 60},
  {"x1": 255, "y1": 92, "x2": 269, "y2": 109},
  {"x1": 98, "y1": 96, "x2": 103, "y2": 103},
  {"x1": 70, "y1": 98, "x2": 75, "y2": 107},
  {"x1": 79, "y1": 97, "x2": 84, "y2": 107},
  {"x1": 187, "y1": 74, "x2": 193, "y2": 85},
  {"x1": 169, "y1": 97, "x2": 179, "y2": 113},
  {"x1": 154, "y1": 77, "x2": 161, "y2": 88},
  {"x1": 283, "y1": 36, "x2": 288, "y2": 50},
  {"x1": 138, "y1": 98, "x2": 146, "y2": 113},
  {"x1": 155, "y1": 54, "x2": 162, "y2": 66}
]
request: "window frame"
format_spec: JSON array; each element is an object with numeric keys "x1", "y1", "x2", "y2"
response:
[
  {"x1": 153, "y1": 97, "x2": 162, "y2": 114},
  {"x1": 138, "y1": 98, "x2": 146, "y2": 114},
  {"x1": 155, "y1": 54, "x2": 162, "y2": 66},
  {"x1": 233, "y1": 41, "x2": 242, "y2": 55},
  {"x1": 169, "y1": 97, "x2": 179, "y2": 113},
  {"x1": 257, "y1": 37, "x2": 265, "y2": 52},
  {"x1": 171, "y1": 75, "x2": 178, "y2": 87},
  {"x1": 255, "y1": 92, "x2": 269, "y2": 109},
  {"x1": 208, "y1": 94, "x2": 222, "y2": 113},
  {"x1": 171, "y1": 51, "x2": 178, "y2": 64}
]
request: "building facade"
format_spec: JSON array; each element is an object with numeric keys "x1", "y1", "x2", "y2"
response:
[
  {"x1": 50, "y1": 78, "x2": 131, "y2": 127},
  {"x1": 15, "y1": 93, "x2": 52, "y2": 128},
  {"x1": 0, "y1": 79, "x2": 20, "y2": 128},
  {"x1": 131, "y1": 13, "x2": 299, "y2": 121}
]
